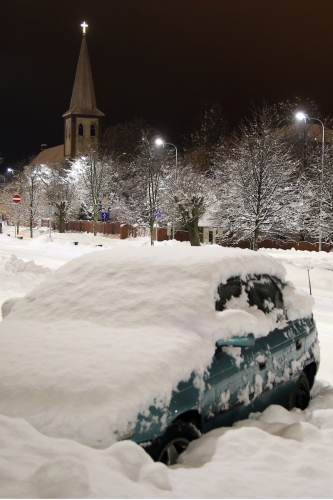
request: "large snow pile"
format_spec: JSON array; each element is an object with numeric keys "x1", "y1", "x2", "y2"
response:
[
  {"x1": 0, "y1": 246, "x2": 314, "y2": 449},
  {"x1": 1, "y1": 381, "x2": 333, "y2": 498},
  {"x1": 0, "y1": 253, "x2": 51, "y2": 276}
]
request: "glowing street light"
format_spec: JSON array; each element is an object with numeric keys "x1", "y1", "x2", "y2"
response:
[
  {"x1": 295, "y1": 111, "x2": 307, "y2": 122},
  {"x1": 296, "y1": 111, "x2": 325, "y2": 251}
]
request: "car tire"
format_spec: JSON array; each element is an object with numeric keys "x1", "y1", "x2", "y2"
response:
[
  {"x1": 144, "y1": 420, "x2": 200, "y2": 465},
  {"x1": 304, "y1": 362, "x2": 317, "y2": 390},
  {"x1": 288, "y1": 372, "x2": 310, "y2": 410}
]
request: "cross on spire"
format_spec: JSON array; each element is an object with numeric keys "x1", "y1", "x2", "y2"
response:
[{"x1": 81, "y1": 22, "x2": 88, "y2": 34}]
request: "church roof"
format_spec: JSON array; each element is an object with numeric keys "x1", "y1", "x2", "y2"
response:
[
  {"x1": 62, "y1": 35, "x2": 104, "y2": 118},
  {"x1": 29, "y1": 145, "x2": 65, "y2": 165}
]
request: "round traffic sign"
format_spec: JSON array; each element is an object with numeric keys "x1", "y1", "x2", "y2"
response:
[{"x1": 13, "y1": 194, "x2": 21, "y2": 204}]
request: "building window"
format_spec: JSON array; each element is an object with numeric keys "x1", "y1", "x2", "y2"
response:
[
  {"x1": 90, "y1": 124, "x2": 96, "y2": 137},
  {"x1": 78, "y1": 123, "x2": 84, "y2": 136}
]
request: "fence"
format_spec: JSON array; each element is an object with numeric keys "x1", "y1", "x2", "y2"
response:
[
  {"x1": 233, "y1": 239, "x2": 333, "y2": 252},
  {"x1": 41, "y1": 219, "x2": 121, "y2": 235},
  {"x1": 40, "y1": 219, "x2": 332, "y2": 251}
]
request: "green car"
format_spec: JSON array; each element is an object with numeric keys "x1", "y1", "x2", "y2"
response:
[
  {"x1": 130, "y1": 273, "x2": 319, "y2": 464},
  {"x1": 0, "y1": 247, "x2": 319, "y2": 463}
]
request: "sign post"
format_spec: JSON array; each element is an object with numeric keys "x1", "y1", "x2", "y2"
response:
[
  {"x1": 46, "y1": 205, "x2": 55, "y2": 240},
  {"x1": 101, "y1": 198, "x2": 109, "y2": 235},
  {"x1": 12, "y1": 194, "x2": 21, "y2": 238}
]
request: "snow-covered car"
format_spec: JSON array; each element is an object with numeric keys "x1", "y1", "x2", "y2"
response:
[{"x1": 0, "y1": 246, "x2": 319, "y2": 465}]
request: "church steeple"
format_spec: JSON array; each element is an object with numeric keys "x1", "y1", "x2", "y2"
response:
[{"x1": 63, "y1": 22, "x2": 104, "y2": 158}]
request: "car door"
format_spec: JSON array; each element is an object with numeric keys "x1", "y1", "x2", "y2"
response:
[
  {"x1": 245, "y1": 275, "x2": 298, "y2": 410},
  {"x1": 203, "y1": 277, "x2": 253, "y2": 432},
  {"x1": 203, "y1": 274, "x2": 294, "y2": 432}
]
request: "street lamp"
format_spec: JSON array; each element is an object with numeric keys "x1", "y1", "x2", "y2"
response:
[
  {"x1": 1, "y1": 168, "x2": 14, "y2": 186},
  {"x1": 155, "y1": 138, "x2": 178, "y2": 172},
  {"x1": 155, "y1": 138, "x2": 178, "y2": 239},
  {"x1": 296, "y1": 111, "x2": 325, "y2": 252}
]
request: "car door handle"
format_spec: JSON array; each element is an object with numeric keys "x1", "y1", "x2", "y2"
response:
[
  {"x1": 259, "y1": 360, "x2": 267, "y2": 370},
  {"x1": 296, "y1": 340, "x2": 302, "y2": 351}
]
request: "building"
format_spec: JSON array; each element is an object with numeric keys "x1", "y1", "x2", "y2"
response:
[{"x1": 30, "y1": 22, "x2": 104, "y2": 166}]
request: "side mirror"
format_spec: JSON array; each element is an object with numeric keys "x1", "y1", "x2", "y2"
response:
[{"x1": 216, "y1": 333, "x2": 255, "y2": 348}]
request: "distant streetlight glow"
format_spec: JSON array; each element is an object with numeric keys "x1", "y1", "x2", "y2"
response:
[
  {"x1": 155, "y1": 138, "x2": 164, "y2": 146},
  {"x1": 296, "y1": 111, "x2": 325, "y2": 251}
]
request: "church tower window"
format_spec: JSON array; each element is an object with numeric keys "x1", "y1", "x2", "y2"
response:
[
  {"x1": 90, "y1": 124, "x2": 96, "y2": 137},
  {"x1": 78, "y1": 123, "x2": 84, "y2": 136}
]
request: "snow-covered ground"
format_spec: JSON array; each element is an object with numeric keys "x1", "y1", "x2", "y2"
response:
[{"x1": 0, "y1": 227, "x2": 332, "y2": 498}]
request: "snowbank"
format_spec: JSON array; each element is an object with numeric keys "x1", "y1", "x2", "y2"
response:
[
  {"x1": 0, "y1": 381, "x2": 332, "y2": 498},
  {"x1": 0, "y1": 253, "x2": 50, "y2": 276}
]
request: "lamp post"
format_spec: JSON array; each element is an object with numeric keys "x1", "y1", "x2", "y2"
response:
[
  {"x1": 155, "y1": 138, "x2": 178, "y2": 174},
  {"x1": 155, "y1": 138, "x2": 178, "y2": 239},
  {"x1": 296, "y1": 112, "x2": 325, "y2": 252},
  {"x1": 6, "y1": 168, "x2": 14, "y2": 184}
]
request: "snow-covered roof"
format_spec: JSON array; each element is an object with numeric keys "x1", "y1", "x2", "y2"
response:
[
  {"x1": 0, "y1": 246, "x2": 314, "y2": 448},
  {"x1": 29, "y1": 144, "x2": 65, "y2": 165}
]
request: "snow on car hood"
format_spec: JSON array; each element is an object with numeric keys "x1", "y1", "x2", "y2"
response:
[{"x1": 0, "y1": 246, "x2": 314, "y2": 448}]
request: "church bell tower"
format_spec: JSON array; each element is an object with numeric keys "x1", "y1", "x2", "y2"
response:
[{"x1": 63, "y1": 22, "x2": 104, "y2": 158}]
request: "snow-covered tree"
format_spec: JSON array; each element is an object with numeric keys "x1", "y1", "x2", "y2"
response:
[
  {"x1": 184, "y1": 101, "x2": 228, "y2": 171},
  {"x1": 322, "y1": 144, "x2": 333, "y2": 242},
  {"x1": 70, "y1": 148, "x2": 117, "y2": 236},
  {"x1": 212, "y1": 104, "x2": 299, "y2": 250},
  {"x1": 306, "y1": 141, "x2": 333, "y2": 244},
  {"x1": 121, "y1": 134, "x2": 166, "y2": 245},
  {"x1": 103, "y1": 118, "x2": 157, "y2": 162},
  {"x1": 163, "y1": 163, "x2": 215, "y2": 246},
  {"x1": 40, "y1": 163, "x2": 76, "y2": 233},
  {"x1": 0, "y1": 164, "x2": 47, "y2": 237}
]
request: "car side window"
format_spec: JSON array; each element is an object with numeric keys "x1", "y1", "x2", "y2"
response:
[
  {"x1": 215, "y1": 278, "x2": 242, "y2": 311},
  {"x1": 247, "y1": 275, "x2": 284, "y2": 314}
]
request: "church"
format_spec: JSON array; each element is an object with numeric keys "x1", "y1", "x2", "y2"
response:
[{"x1": 30, "y1": 22, "x2": 104, "y2": 165}]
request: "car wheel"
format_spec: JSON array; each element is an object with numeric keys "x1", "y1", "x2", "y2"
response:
[
  {"x1": 144, "y1": 420, "x2": 200, "y2": 465},
  {"x1": 288, "y1": 372, "x2": 310, "y2": 410},
  {"x1": 304, "y1": 362, "x2": 317, "y2": 390}
]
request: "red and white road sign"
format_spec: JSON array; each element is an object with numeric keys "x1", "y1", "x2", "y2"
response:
[{"x1": 12, "y1": 194, "x2": 21, "y2": 204}]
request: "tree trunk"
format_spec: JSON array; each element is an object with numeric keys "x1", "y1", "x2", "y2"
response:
[
  {"x1": 252, "y1": 223, "x2": 260, "y2": 251},
  {"x1": 187, "y1": 218, "x2": 201, "y2": 246},
  {"x1": 59, "y1": 202, "x2": 66, "y2": 233},
  {"x1": 149, "y1": 217, "x2": 154, "y2": 246},
  {"x1": 93, "y1": 207, "x2": 98, "y2": 236},
  {"x1": 30, "y1": 203, "x2": 33, "y2": 238}
]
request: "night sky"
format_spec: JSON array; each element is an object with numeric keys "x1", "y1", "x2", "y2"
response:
[{"x1": 2, "y1": 0, "x2": 333, "y2": 171}]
